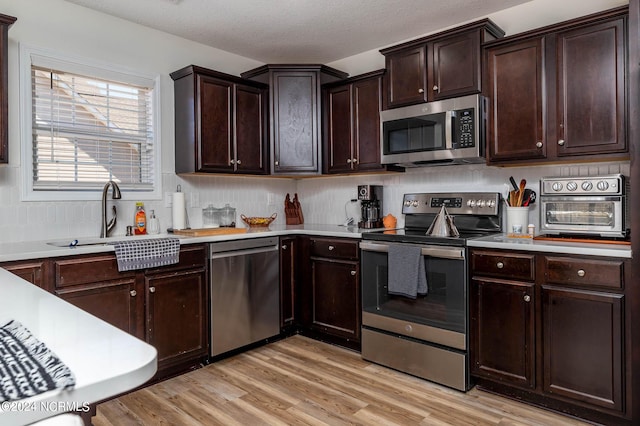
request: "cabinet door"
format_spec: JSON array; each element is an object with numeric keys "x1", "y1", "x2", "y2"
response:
[
  {"x1": 430, "y1": 30, "x2": 481, "y2": 100},
  {"x1": 56, "y1": 278, "x2": 143, "y2": 338},
  {"x1": 385, "y1": 46, "x2": 428, "y2": 108},
  {"x1": 280, "y1": 237, "x2": 297, "y2": 327},
  {"x1": 272, "y1": 71, "x2": 320, "y2": 173},
  {"x1": 310, "y1": 258, "x2": 360, "y2": 341},
  {"x1": 325, "y1": 84, "x2": 353, "y2": 173},
  {"x1": 555, "y1": 18, "x2": 626, "y2": 157},
  {"x1": 353, "y1": 76, "x2": 384, "y2": 172},
  {"x1": 197, "y1": 74, "x2": 233, "y2": 172},
  {"x1": 470, "y1": 278, "x2": 535, "y2": 388},
  {"x1": 542, "y1": 286, "x2": 623, "y2": 411},
  {"x1": 485, "y1": 37, "x2": 546, "y2": 163},
  {"x1": 146, "y1": 268, "x2": 208, "y2": 369},
  {"x1": 235, "y1": 83, "x2": 268, "y2": 174}
]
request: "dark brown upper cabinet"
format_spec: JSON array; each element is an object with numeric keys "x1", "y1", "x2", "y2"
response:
[
  {"x1": 322, "y1": 70, "x2": 385, "y2": 174},
  {"x1": 380, "y1": 19, "x2": 504, "y2": 109},
  {"x1": 0, "y1": 14, "x2": 16, "y2": 164},
  {"x1": 242, "y1": 65, "x2": 347, "y2": 175},
  {"x1": 171, "y1": 65, "x2": 268, "y2": 174},
  {"x1": 485, "y1": 6, "x2": 628, "y2": 165}
]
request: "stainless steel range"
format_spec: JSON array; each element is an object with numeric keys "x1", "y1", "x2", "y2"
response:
[{"x1": 360, "y1": 192, "x2": 502, "y2": 391}]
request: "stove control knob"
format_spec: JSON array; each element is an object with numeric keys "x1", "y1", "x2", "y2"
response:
[
  {"x1": 597, "y1": 180, "x2": 610, "y2": 191},
  {"x1": 412, "y1": 200, "x2": 419, "y2": 207},
  {"x1": 404, "y1": 200, "x2": 411, "y2": 207},
  {"x1": 581, "y1": 181, "x2": 593, "y2": 191},
  {"x1": 566, "y1": 181, "x2": 578, "y2": 191},
  {"x1": 488, "y1": 200, "x2": 496, "y2": 208},
  {"x1": 468, "y1": 200, "x2": 476, "y2": 207},
  {"x1": 478, "y1": 200, "x2": 486, "y2": 208},
  {"x1": 552, "y1": 182, "x2": 563, "y2": 192}
]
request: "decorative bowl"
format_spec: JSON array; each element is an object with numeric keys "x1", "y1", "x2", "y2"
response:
[{"x1": 241, "y1": 213, "x2": 277, "y2": 227}]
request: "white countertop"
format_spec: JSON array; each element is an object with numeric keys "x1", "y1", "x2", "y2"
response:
[
  {"x1": 0, "y1": 268, "x2": 157, "y2": 426},
  {"x1": 467, "y1": 233, "x2": 632, "y2": 258},
  {"x1": 0, "y1": 224, "x2": 378, "y2": 263}
]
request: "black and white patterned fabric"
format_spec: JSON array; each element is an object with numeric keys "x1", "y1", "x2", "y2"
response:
[
  {"x1": 113, "y1": 237, "x2": 180, "y2": 272},
  {"x1": 0, "y1": 320, "x2": 76, "y2": 402}
]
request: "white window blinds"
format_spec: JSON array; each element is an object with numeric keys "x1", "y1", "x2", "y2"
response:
[{"x1": 31, "y1": 65, "x2": 155, "y2": 191}]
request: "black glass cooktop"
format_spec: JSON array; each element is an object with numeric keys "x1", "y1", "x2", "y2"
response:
[{"x1": 361, "y1": 228, "x2": 496, "y2": 246}]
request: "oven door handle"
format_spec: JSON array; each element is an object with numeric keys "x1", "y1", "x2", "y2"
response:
[{"x1": 359, "y1": 241, "x2": 464, "y2": 260}]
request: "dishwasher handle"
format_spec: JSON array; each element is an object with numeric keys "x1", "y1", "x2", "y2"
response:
[{"x1": 210, "y1": 244, "x2": 279, "y2": 260}]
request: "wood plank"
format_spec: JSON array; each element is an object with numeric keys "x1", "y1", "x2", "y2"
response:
[{"x1": 94, "y1": 335, "x2": 591, "y2": 426}]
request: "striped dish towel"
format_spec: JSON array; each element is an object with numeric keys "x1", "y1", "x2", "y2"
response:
[
  {"x1": 0, "y1": 320, "x2": 76, "y2": 402},
  {"x1": 113, "y1": 237, "x2": 180, "y2": 272}
]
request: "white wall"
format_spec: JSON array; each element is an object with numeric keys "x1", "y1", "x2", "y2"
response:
[{"x1": 0, "y1": 0, "x2": 630, "y2": 243}]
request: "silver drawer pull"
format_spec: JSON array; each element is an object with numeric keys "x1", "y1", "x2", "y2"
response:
[
  {"x1": 350, "y1": 270, "x2": 356, "y2": 276},
  {"x1": 524, "y1": 294, "x2": 531, "y2": 302},
  {"x1": 281, "y1": 244, "x2": 287, "y2": 250},
  {"x1": 149, "y1": 287, "x2": 156, "y2": 293},
  {"x1": 496, "y1": 261, "x2": 504, "y2": 269},
  {"x1": 328, "y1": 245, "x2": 335, "y2": 251},
  {"x1": 130, "y1": 290, "x2": 137, "y2": 297},
  {"x1": 577, "y1": 269, "x2": 586, "y2": 277}
]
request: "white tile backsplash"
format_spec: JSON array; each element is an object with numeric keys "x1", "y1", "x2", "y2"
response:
[{"x1": 0, "y1": 161, "x2": 630, "y2": 243}]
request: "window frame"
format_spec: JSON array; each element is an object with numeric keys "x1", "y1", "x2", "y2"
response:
[{"x1": 19, "y1": 44, "x2": 162, "y2": 201}]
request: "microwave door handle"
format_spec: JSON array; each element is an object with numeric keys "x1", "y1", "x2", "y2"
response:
[{"x1": 445, "y1": 110, "x2": 454, "y2": 149}]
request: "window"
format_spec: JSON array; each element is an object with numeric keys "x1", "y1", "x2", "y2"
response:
[{"x1": 20, "y1": 45, "x2": 161, "y2": 201}]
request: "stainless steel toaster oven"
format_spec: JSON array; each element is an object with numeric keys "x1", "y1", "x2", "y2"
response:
[{"x1": 540, "y1": 174, "x2": 629, "y2": 238}]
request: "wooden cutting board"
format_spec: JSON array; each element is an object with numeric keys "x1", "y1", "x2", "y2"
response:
[{"x1": 171, "y1": 228, "x2": 247, "y2": 237}]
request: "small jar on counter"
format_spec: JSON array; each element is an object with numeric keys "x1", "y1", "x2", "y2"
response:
[{"x1": 527, "y1": 224, "x2": 535, "y2": 236}]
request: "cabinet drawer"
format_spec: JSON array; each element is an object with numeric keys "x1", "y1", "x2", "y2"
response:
[
  {"x1": 471, "y1": 250, "x2": 535, "y2": 281},
  {"x1": 55, "y1": 254, "x2": 134, "y2": 288},
  {"x1": 544, "y1": 256, "x2": 623, "y2": 290},
  {"x1": 146, "y1": 244, "x2": 206, "y2": 274},
  {"x1": 310, "y1": 238, "x2": 359, "y2": 260}
]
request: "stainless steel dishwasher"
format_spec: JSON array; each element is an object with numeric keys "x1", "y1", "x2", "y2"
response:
[{"x1": 210, "y1": 237, "x2": 280, "y2": 356}]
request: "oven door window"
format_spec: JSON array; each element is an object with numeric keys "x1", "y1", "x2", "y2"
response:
[
  {"x1": 361, "y1": 249, "x2": 466, "y2": 333},
  {"x1": 545, "y1": 201, "x2": 615, "y2": 227},
  {"x1": 383, "y1": 113, "x2": 446, "y2": 154}
]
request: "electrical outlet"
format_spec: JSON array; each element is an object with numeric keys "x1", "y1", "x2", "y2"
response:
[
  {"x1": 190, "y1": 192, "x2": 200, "y2": 208},
  {"x1": 164, "y1": 192, "x2": 173, "y2": 207},
  {"x1": 267, "y1": 193, "x2": 276, "y2": 205}
]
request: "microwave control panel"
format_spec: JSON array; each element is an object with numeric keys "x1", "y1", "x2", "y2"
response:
[{"x1": 454, "y1": 108, "x2": 475, "y2": 148}]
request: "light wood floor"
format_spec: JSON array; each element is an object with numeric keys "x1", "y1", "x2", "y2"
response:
[{"x1": 93, "y1": 335, "x2": 590, "y2": 425}]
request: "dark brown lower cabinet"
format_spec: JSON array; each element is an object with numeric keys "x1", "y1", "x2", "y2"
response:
[
  {"x1": 52, "y1": 244, "x2": 208, "y2": 379},
  {"x1": 299, "y1": 237, "x2": 361, "y2": 349},
  {"x1": 470, "y1": 278, "x2": 535, "y2": 388},
  {"x1": 470, "y1": 248, "x2": 631, "y2": 425},
  {"x1": 280, "y1": 236, "x2": 298, "y2": 329},
  {"x1": 1, "y1": 259, "x2": 49, "y2": 291}
]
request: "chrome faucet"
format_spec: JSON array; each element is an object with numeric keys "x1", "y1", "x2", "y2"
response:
[{"x1": 100, "y1": 180, "x2": 122, "y2": 238}]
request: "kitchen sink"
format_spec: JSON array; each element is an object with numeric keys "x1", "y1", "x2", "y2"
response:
[{"x1": 46, "y1": 239, "x2": 114, "y2": 248}]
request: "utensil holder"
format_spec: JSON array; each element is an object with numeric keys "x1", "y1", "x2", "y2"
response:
[{"x1": 505, "y1": 206, "x2": 530, "y2": 236}]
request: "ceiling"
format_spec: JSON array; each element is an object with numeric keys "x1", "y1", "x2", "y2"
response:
[{"x1": 62, "y1": 0, "x2": 531, "y2": 64}]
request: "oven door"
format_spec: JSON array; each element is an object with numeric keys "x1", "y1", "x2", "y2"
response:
[
  {"x1": 541, "y1": 195, "x2": 626, "y2": 237},
  {"x1": 360, "y1": 241, "x2": 467, "y2": 350}
]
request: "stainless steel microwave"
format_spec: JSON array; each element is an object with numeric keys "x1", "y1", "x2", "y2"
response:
[{"x1": 380, "y1": 94, "x2": 486, "y2": 167}]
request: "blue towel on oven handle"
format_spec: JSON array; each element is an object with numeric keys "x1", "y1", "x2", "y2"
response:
[{"x1": 387, "y1": 244, "x2": 428, "y2": 299}]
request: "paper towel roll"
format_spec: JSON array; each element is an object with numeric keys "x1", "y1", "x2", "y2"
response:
[{"x1": 172, "y1": 192, "x2": 186, "y2": 230}]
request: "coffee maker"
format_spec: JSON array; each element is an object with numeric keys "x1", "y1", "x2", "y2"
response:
[{"x1": 358, "y1": 185, "x2": 383, "y2": 228}]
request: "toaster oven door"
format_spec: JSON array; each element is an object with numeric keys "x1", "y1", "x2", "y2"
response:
[{"x1": 540, "y1": 196, "x2": 626, "y2": 237}]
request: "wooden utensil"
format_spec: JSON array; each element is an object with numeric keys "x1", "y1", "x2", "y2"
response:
[{"x1": 517, "y1": 179, "x2": 526, "y2": 206}]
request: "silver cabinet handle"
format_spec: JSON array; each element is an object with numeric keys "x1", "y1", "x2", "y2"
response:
[
  {"x1": 577, "y1": 269, "x2": 586, "y2": 277},
  {"x1": 496, "y1": 261, "x2": 504, "y2": 269},
  {"x1": 130, "y1": 290, "x2": 137, "y2": 297},
  {"x1": 558, "y1": 139, "x2": 565, "y2": 146},
  {"x1": 236, "y1": 159, "x2": 241, "y2": 165},
  {"x1": 524, "y1": 294, "x2": 531, "y2": 302},
  {"x1": 230, "y1": 159, "x2": 235, "y2": 165},
  {"x1": 346, "y1": 159, "x2": 352, "y2": 163},
  {"x1": 281, "y1": 244, "x2": 287, "y2": 250},
  {"x1": 432, "y1": 85, "x2": 438, "y2": 91},
  {"x1": 536, "y1": 141, "x2": 543, "y2": 148},
  {"x1": 328, "y1": 245, "x2": 335, "y2": 251},
  {"x1": 274, "y1": 161, "x2": 279, "y2": 166},
  {"x1": 350, "y1": 270, "x2": 356, "y2": 276},
  {"x1": 418, "y1": 88, "x2": 425, "y2": 94},
  {"x1": 149, "y1": 286, "x2": 156, "y2": 293},
  {"x1": 352, "y1": 158, "x2": 358, "y2": 163}
]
